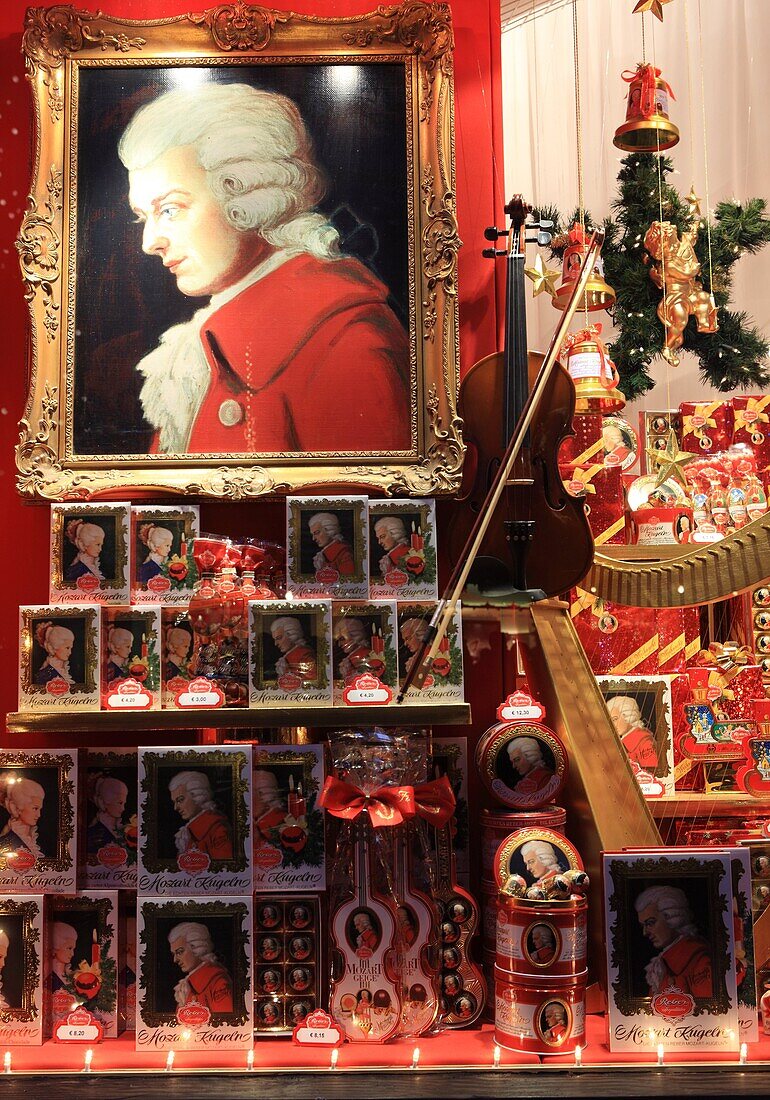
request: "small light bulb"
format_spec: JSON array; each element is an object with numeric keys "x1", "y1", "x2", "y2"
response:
[
  {"x1": 574, "y1": 1044, "x2": 582, "y2": 1067},
  {"x1": 247, "y1": 1049, "x2": 255, "y2": 1070},
  {"x1": 677, "y1": 584, "x2": 685, "y2": 594},
  {"x1": 657, "y1": 1043, "x2": 665, "y2": 1066},
  {"x1": 740, "y1": 1042, "x2": 748, "y2": 1064},
  {"x1": 83, "y1": 1049, "x2": 93, "y2": 1073},
  {"x1": 330, "y1": 1048, "x2": 339, "y2": 1070},
  {"x1": 493, "y1": 1045, "x2": 501, "y2": 1068},
  {"x1": 165, "y1": 1050, "x2": 175, "y2": 1072},
  {"x1": 4, "y1": 1052, "x2": 11, "y2": 1074},
  {"x1": 411, "y1": 1047, "x2": 420, "y2": 1069}
]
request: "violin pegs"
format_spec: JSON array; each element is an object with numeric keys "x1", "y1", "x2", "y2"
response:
[
  {"x1": 482, "y1": 247, "x2": 507, "y2": 258},
  {"x1": 484, "y1": 226, "x2": 501, "y2": 240}
]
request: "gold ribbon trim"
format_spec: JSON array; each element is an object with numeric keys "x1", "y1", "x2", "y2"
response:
[
  {"x1": 610, "y1": 633, "x2": 660, "y2": 675},
  {"x1": 594, "y1": 516, "x2": 627, "y2": 546}
]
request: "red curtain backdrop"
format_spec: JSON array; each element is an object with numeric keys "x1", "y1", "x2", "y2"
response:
[{"x1": 0, "y1": 0, "x2": 505, "y2": 730}]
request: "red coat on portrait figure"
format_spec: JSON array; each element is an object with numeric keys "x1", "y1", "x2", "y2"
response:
[
  {"x1": 184, "y1": 810, "x2": 233, "y2": 860},
  {"x1": 514, "y1": 765, "x2": 554, "y2": 795},
  {"x1": 185, "y1": 962, "x2": 234, "y2": 1013},
  {"x1": 158, "y1": 254, "x2": 410, "y2": 454},
  {"x1": 281, "y1": 643, "x2": 318, "y2": 680},
  {"x1": 318, "y1": 539, "x2": 355, "y2": 576},
  {"x1": 655, "y1": 936, "x2": 713, "y2": 998},
  {"x1": 621, "y1": 726, "x2": 659, "y2": 772}
]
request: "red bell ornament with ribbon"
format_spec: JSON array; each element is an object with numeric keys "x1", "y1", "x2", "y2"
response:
[
  {"x1": 560, "y1": 323, "x2": 625, "y2": 413},
  {"x1": 614, "y1": 62, "x2": 679, "y2": 151},
  {"x1": 553, "y1": 224, "x2": 615, "y2": 314}
]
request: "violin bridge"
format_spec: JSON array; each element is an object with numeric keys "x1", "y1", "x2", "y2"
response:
[{"x1": 504, "y1": 477, "x2": 535, "y2": 487}]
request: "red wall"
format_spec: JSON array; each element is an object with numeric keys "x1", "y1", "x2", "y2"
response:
[{"x1": 0, "y1": 0, "x2": 505, "y2": 732}]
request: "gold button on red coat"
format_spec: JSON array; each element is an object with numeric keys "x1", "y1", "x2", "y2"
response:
[{"x1": 218, "y1": 399, "x2": 245, "y2": 427}]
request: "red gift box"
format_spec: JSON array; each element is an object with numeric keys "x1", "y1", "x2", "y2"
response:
[
  {"x1": 690, "y1": 643, "x2": 765, "y2": 719},
  {"x1": 570, "y1": 588, "x2": 658, "y2": 675},
  {"x1": 559, "y1": 413, "x2": 605, "y2": 467},
  {"x1": 561, "y1": 463, "x2": 627, "y2": 545},
  {"x1": 732, "y1": 395, "x2": 770, "y2": 468},
  {"x1": 683, "y1": 607, "x2": 701, "y2": 664},
  {"x1": 679, "y1": 399, "x2": 733, "y2": 454},
  {"x1": 657, "y1": 608, "x2": 686, "y2": 673}
]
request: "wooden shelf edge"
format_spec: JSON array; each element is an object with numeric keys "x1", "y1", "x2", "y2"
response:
[{"x1": 4, "y1": 703, "x2": 472, "y2": 734}]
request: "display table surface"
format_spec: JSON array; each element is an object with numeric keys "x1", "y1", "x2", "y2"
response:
[{"x1": 5, "y1": 1017, "x2": 770, "y2": 1098}]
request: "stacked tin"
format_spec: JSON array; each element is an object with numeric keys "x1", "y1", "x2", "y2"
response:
[
  {"x1": 480, "y1": 805, "x2": 567, "y2": 1016},
  {"x1": 474, "y1": 693, "x2": 587, "y2": 1053}
]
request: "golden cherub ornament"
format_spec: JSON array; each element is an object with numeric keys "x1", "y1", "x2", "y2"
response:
[{"x1": 644, "y1": 219, "x2": 718, "y2": 367}]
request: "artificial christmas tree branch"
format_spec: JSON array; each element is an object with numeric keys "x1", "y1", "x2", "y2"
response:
[{"x1": 541, "y1": 152, "x2": 770, "y2": 398}]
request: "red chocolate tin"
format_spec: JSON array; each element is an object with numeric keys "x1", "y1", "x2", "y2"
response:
[
  {"x1": 496, "y1": 894, "x2": 588, "y2": 978},
  {"x1": 475, "y1": 722, "x2": 568, "y2": 811},
  {"x1": 493, "y1": 827, "x2": 583, "y2": 892},
  {"x1": 494, "y1": 967, "x2": 587, "y2": 1055}
]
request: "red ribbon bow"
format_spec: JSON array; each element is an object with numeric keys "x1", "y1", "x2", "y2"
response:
[
  {"x1": 318, "y1": 776, "x2": 416, "y2": 827},
  {"x1": 621, "y1": 63, "x2": 675, "y2": 119},
  {"x1": 412, "y1": 776, "x2": 456, "y2": 829}
]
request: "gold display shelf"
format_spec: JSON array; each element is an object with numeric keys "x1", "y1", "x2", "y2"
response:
[
  {"x1": 587, "y1": 509, "x2": 770, "y2": 607},
  {"x1": 649, "y1": 792, "x2": 770, "y2": 818},
  {"x1": 4, "y1": 703, "x2": 472, "y2": 735}
]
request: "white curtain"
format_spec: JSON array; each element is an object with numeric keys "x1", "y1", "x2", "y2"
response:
[{"x1": 501, "y1": 0, "x2": 770, "y2": 423}]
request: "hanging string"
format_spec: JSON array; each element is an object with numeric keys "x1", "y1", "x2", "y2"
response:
[
  {"x1": 695, "y1": 0, "x2": 716, "y2": 304},
  {"x1": 649, "y1": 14, "x2": 671, "y2": 412},
  {"x1": 682, "y1": 0, "x2": 697, "y2": 187},
  {"x1": 641, "y1": 9, "x2": 647, "y2": 64},
  {"x1": 571, "y1": 0, "x2": 589, "y2": 325}
]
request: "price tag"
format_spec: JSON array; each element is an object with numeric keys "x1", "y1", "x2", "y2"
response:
[
  {"x1": 54, "y1": 1008, "x2": 103, "y2": 1044},
  {"x1": 342, "y1": 673, "x2": 393, "y2": 706},
  {"x1": 496, "y1": 691, "x2": 545, "y2": 723},
  {"x1": 174, "y1": 677, "x2": 225, "y2": 709},
  {"x1": 292, "y1": 1009, "x2": 343, "y2": 1048}
]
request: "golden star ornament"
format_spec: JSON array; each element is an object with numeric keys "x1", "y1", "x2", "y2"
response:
[
  {"x1": 646, "y1": 429, "x2": 698, "y2": 490},
  {"x1": 686, "y1": 185, "x2": 703, "y2": 217},
  {"x1": 524, "y1": 253, "x2": 560, "y2": 298},
  {"x1": 633, "y1": 0, "x2": 674, "y2": 20}
]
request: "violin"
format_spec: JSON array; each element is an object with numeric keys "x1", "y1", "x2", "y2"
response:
[
  {"x1": 392, "y1": 822, "x2": 441, "y2": 1037},
  {"x1": 328, "y1": 820, "x2": 402, "y2": 1042},
  {"x1": 447, "y1": 195, "x2": 593, "y2": 599}
]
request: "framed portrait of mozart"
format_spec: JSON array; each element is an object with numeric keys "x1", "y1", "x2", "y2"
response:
[{"x1": 17, "y1": 2, "x2": 462, "y2": 500}]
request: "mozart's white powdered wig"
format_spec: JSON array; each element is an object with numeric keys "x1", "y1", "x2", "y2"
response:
[
  {"x1": 308, "y1": 512, "x2": 341, "y2": 537},
  {"x1": 166, "y1": 627, "x2": 192, "y2": 657},
  {"x1": 168, "y1": 770, "x2": 217, "y2": 813},
  {"x1": 270, "y1": 617, "x2": 305, "y2": 644},
  {"x1": 118, "y1": 83, "x2": 340, "y2": 261},
  {"x1": 374, "y1": 516, "x2": 407, "y2": 540},
  {"x1": 52, "y1": 922, "x2": 78, "y2": 949},
  {"x1": 91, "y1": 776, "x2": 128, "y2": 815},
  {"x1": 0, "y1": 774, "x2": 45, "y2": 818},
  {"x1": 521, "y1": 840, "x2": 560, "y2": 871},
  {"x1": 607, "y1": 695, "x2": 643, "y2": 727},
  {"x1": 508, "y1": 736, "x2": 545, "y2": 768},
  {"x1": 634, "y1": 884, "x2": 699, "y2": 937},
  {"x1": 168, "y1": 921, "x2": 217, "y2": 963},
  {"x1": 107, "y1": 627, "x2": 134, "y2": 658}
]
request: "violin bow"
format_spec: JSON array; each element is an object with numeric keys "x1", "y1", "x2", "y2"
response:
[{"x1": 396, "y1": 228, "x2": 605, "y2": 705}]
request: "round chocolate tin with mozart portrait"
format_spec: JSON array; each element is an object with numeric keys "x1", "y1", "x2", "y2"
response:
[
  {"x1": 475, "y1": 722, "x2": 568, "y2": 811},
  {"x1": 493, "y1": 827, "x2": 583, "y2": 893}
]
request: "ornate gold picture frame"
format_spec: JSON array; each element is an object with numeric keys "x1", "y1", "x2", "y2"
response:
[{"x1": 18, "y1": 2, "x2": 462, "y2": 500}]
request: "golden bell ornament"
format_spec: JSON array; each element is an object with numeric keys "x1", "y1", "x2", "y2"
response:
[
  {"x1": 561, "y1": 324, "x2": 626, "y2": 413},
  {"x1": 614, "y1": 62, "x2": 679, "y2": 152},
  {"x1": 552, "y1": 224, "x2": 616, "y2": 313}
]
